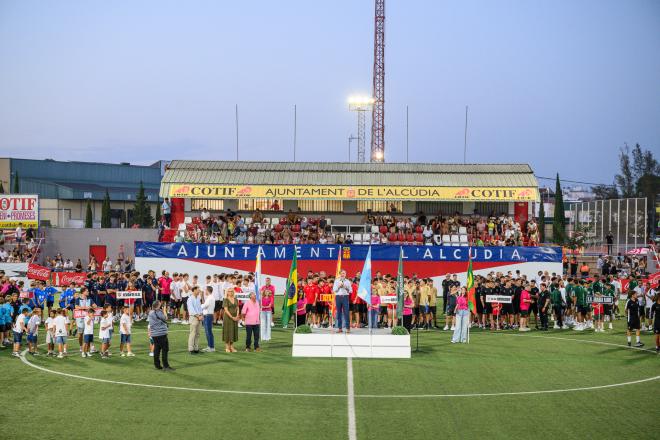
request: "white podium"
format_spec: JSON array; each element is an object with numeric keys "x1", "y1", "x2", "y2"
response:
[{"x1": 292, "y1": 327, "x2": 411, "y2": 358}]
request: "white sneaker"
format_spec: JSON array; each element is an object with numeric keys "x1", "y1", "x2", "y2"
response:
[
  {"x1": 450, "y1": 326, "x2": 455, "y2": 331},
  {"x1": 81, "y1": 353, "x2": 86, "y2": 358},
  {"x1": 608, "y1": 323, "x2": 613, "y2": 329},
  {"x1": 126, "y1": 352, "x2": 135, "y2": 357},
  {"x1": 172, "y1": 319, "x2": 180, "y2": 324},
  {"x1": 201, "y1": 347, "x2": 215, "y2": 352},
  {"x1": 120, "y1": 352, "x2": 126, "y2": 357},
  {"x1": 149, "y1": 352, "x2": 154, "y2": 357},
  {"x1": 271, "y1": 322, "x2": 275, "y2": 327},
  {"x1": 443, "y1": 325, "x2": 449, "y2": 331},
  {"x1": 553, "y1": 324, "x2": 560, "y2": 329},
  {"x1": 57, "y1": 353, "x2": 64, "y2": 358}
]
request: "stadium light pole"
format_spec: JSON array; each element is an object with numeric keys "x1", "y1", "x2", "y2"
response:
[{"x1": 348, "y1": 96, "x2": 374, "y2": 163}]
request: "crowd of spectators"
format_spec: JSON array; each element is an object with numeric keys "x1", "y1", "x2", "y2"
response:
[
  {"x1": 41, "y1": 254, "x2": 135, "y2": 273},
  {"x1": 0, "y1": 225, "x2": 41, "y2": 263},
  {"x1": 173, "y1": 208, "x2": 539, "y2": 247}
]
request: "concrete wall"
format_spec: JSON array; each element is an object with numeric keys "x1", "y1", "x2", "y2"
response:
[
  {"x1": 39, "y1": 228, "x2": 159, "y2": 265},
  {"x1": 38, "y1": 199, "x2": 158, "y2": 227}
]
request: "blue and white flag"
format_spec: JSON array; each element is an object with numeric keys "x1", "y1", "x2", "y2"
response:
[
  {"x1": 357, "y1": 246, "x2": 372, "y2": 304},
  {"x1": 254, "y1": 246, "x2": 262, "y2": 301}
]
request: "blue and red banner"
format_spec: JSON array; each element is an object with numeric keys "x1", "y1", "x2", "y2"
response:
[{"x1": 135, "y1": 242, "x2": 562, "y2": 294}]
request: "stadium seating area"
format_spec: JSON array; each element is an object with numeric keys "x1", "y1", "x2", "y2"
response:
[{"x1": 168, "y1": 211, "x2": 538, "y2": 247}]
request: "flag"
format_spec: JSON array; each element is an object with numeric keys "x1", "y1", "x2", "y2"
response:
[
  {"x1": 357, "y1": 247, "x2": 372, "y2": 304},
  {"x1": 335, "y1": 245, "x2": 342, "y2": 278},
  {"x1": 466, "y1": 251, "x2": 477, "y2": 314},
  {"x1": 396, "y1": 247, "x2": 405, "y2": 319},
  {"x1": 281, "y1": 251, "x2": 298, "y2": 326},
  {"x1": 254, "y1": 247, "x2": 262, "y2": 301}
]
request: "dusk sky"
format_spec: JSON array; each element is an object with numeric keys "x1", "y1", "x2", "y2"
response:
[{"x1": 1, "y1": 0, "x2": 658, "y2": 187}]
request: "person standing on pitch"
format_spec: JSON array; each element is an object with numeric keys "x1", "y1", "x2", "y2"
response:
[
  {"x1": 625, "y1": 291, "x2": 644, "y2": 348},
  {"x1": 451, "y1": 287, "x2": 469, "y2": 343},
  {"x1": 201, "y1": 286, "x2": 215, "y2": 352},
  {"x1": 333, "y1": 270, "x2": 352, "y2": 333},
  {"x1": 186, "y1": 286, "x2": 203, "y2": 354},
  {"x1": 147, "y1": 301, "x2": 174, "y2": 371}
]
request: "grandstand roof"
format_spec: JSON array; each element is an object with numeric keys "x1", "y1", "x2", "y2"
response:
[{"x1": 160, "y1": 160, "x2": 538, "y2": 200}]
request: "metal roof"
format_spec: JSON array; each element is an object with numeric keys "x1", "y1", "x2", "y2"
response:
[{"x1": 160, "y1": 161, "x2": 538, "y2": 196}]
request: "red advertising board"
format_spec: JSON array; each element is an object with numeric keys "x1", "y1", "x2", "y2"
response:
[
  {"x1": 27, "y1": 263, "x2": 51, "y2": 281},
  {"x1": 51, "y1": 271, "x2": 88, "y2": 287}
]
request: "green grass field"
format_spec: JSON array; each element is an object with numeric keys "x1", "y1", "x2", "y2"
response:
[{"x1": 2, "y1": 300, "x2": 659, "y2": 440}]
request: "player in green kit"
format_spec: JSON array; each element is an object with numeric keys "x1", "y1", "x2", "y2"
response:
[
  {"x1": 603, "y1": 279, "x2": 616, "y2": 330},
  {"x1": 564, "y1": 278, "x2": 575, "y2": 327},
  {"x1": 550, "y1": 283, "x2": 565, "y2": 329},
  {"x1": 574, "y1": 280, "x2": 588, "y2": 331}
]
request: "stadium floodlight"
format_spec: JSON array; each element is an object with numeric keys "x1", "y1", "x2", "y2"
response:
[{"x1": 348, "y1": 96, "x2": 374, "y2": 162}]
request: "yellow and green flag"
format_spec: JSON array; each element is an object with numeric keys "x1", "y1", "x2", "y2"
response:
[
  {"x1": 466, "y1": 253, "x2": 476, "y2": 314},
  {"x1": 281, "y1": 251, "x2": 298, "y2": 326}
]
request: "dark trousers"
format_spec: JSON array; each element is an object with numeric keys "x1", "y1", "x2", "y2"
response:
[
  {"x1": 245, "y1": 324, "x2": 260, "y2": 349},
  {"x1": 335, "y1": 295, "x2": 349, "y2": 329},
  {"x1": 153, "y1": 335, "x2": 170, "y2": 368},
  {"x1": 539, "y1": 309, "x2": 549, "y2": 329},
  {"x1": 553, "y1": 305, "x2": 563, "y2": 328},
  {"x1": 203, "y1": 314, "x2": 214, "y2": 349},
  {"x1": 296, "y1": 314, "x2": 306, "y2": 327},
  {"x1": 164, "y1": 213, "x2": 171, "y2": 227},
  {"x1": 403, "y1": 315, "x2": 413, "y2": 331}
]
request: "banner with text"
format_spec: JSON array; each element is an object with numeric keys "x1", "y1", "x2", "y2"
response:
[
  {"x1": 168, "y1": 184, "x2": 538, "y2": 201},
  {"x1": 0, "y1": 195, "x2": 39, "y2": 228},
  {"x1": 136, "y1": 242, "x2": 562, "y2": 294}
]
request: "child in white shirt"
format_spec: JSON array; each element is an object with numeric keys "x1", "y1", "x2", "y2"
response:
[
  {"x1": 26, "y1": 309, "x2": 41, "y2": 355},
  {"x1": 45, "y1": 309, "x2": 56, "y2": 356},
  {"x1": 82, "y1": 309, "x2": 95, "y2": 358},
  {"x1": 11, "y1": 309, "x2": 29, "y2": 357},
  {"x1": 119, "y1": 306, "x2": 134, "y2": 357},
  {"x1": 99, "y1": 310, "x2": 112, "y2": 358}
]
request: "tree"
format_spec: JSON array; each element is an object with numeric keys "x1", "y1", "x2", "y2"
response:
[
  {"x1": 591, "y1": 184, "x2": 619, "y2": 200},
  {"x1": 12, "y1": 172, "x2": 19, "y2": 193},
  {"x1": 0, "y1": 182, "x2": 4, "y2": 194},
  {"x1": 84, "y1": 200, "x2": 93, "y2": 228},
  {"x1": 566, "y1": 224, "x2": 592, "y2": 252},
  {"x1": 616, "y1": 143, "x2": 659, "y2": 197},
  {"x1": 552, "y1": 173, "x2": 566, "y2": 244},
  {"x1": 133, "y1": 181, "x2": 154, "y2": 228},
  {"x1": 538, "y1": 200, "x2": 545, "y2": 243},
  {"x1": 101, "y1": 189, "x2": 111, "y2": 228}
]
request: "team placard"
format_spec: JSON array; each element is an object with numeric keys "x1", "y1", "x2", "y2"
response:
[
  {"x1": 380, "y1": 296, "x2": 397, "y2": 304},
  {"x1": 234, "y1": 292, "x2": 251, "y2": 301},
  {"x1": 486, "y1": 295, "x2": 513, "y2": 303},
  {"x1": 73, "y1": 308, "x2": 103, "y2": 319},
  {"x1": 116, "y1": 291, "x2": 142, "y2": 299},
  {"x1": 586, "y1": 295, "x2": 615, "y2": 304}
]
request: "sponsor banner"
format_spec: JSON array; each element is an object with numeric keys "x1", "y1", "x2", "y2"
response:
[
  {"x1": 136, "y1": 243, "x2": 563, "y2": 296},
  {"x1": 0, "y1": 194, "x2": 39, "y2": 228},
  {"x1": 380, "y1": 295, "x2": 397, "y2": 304},
  {"x1": 486, "y1": 295, "x2": 513, "y2": 303},
  {"x1": 168, "y1": 184, "x2": 538, "y2": 202},
  {"x1": 117, "y1": 291, "x2": 142, "y2": 299},
  {"x1": 51, "y1": 272, "x2": 88, "y2": 287},
  {"x1": 27, "y1": 263, "x2": 51, "y2": 281},
  {"x1": 319, "y1": 294, "x2": 334, "y2": 302},
  {"x1": 586, "y1": 295, "x2": 615, "y2": 305},
  {"x1": 0, "y1": 262, "x2": 28, "y2": 286},
  {"x1": 136, "y1": 242, "x2": 562, "y2": 263},
  {"x1": 73, "y1": 308, "x2": 103, "y2": 319}
]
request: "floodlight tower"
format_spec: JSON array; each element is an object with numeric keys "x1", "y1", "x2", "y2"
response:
[
  {"x1": 370, "y1": 0, "x2": 385, "y2": 162},
  {"x1": 348, "y1": 96, "x2": 374, "y2": 163}
]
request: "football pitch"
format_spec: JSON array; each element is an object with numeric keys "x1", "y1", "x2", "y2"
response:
[{"x1": 2, "y1": 306, "x2": 659, "y2": 440}]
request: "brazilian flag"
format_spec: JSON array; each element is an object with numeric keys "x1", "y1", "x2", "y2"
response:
[{"x1": 281, "y1": 251, "x2": 298, "y2": 326}]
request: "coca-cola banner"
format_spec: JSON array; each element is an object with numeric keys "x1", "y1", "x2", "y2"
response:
[
  {"x1": 51, "y1": 271, "x2": 88, "y2": 287},
  {"x1": 27, "y1": 263, "x2": 51, "y2": 281}
]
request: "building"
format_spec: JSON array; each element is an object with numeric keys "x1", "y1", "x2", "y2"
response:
[
  {"x1": 160, "y1": 161, "x2": 539, "y2": 227},
  {"x1": 0, "y1": 158, "x2": 162, "y2": 228}
]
